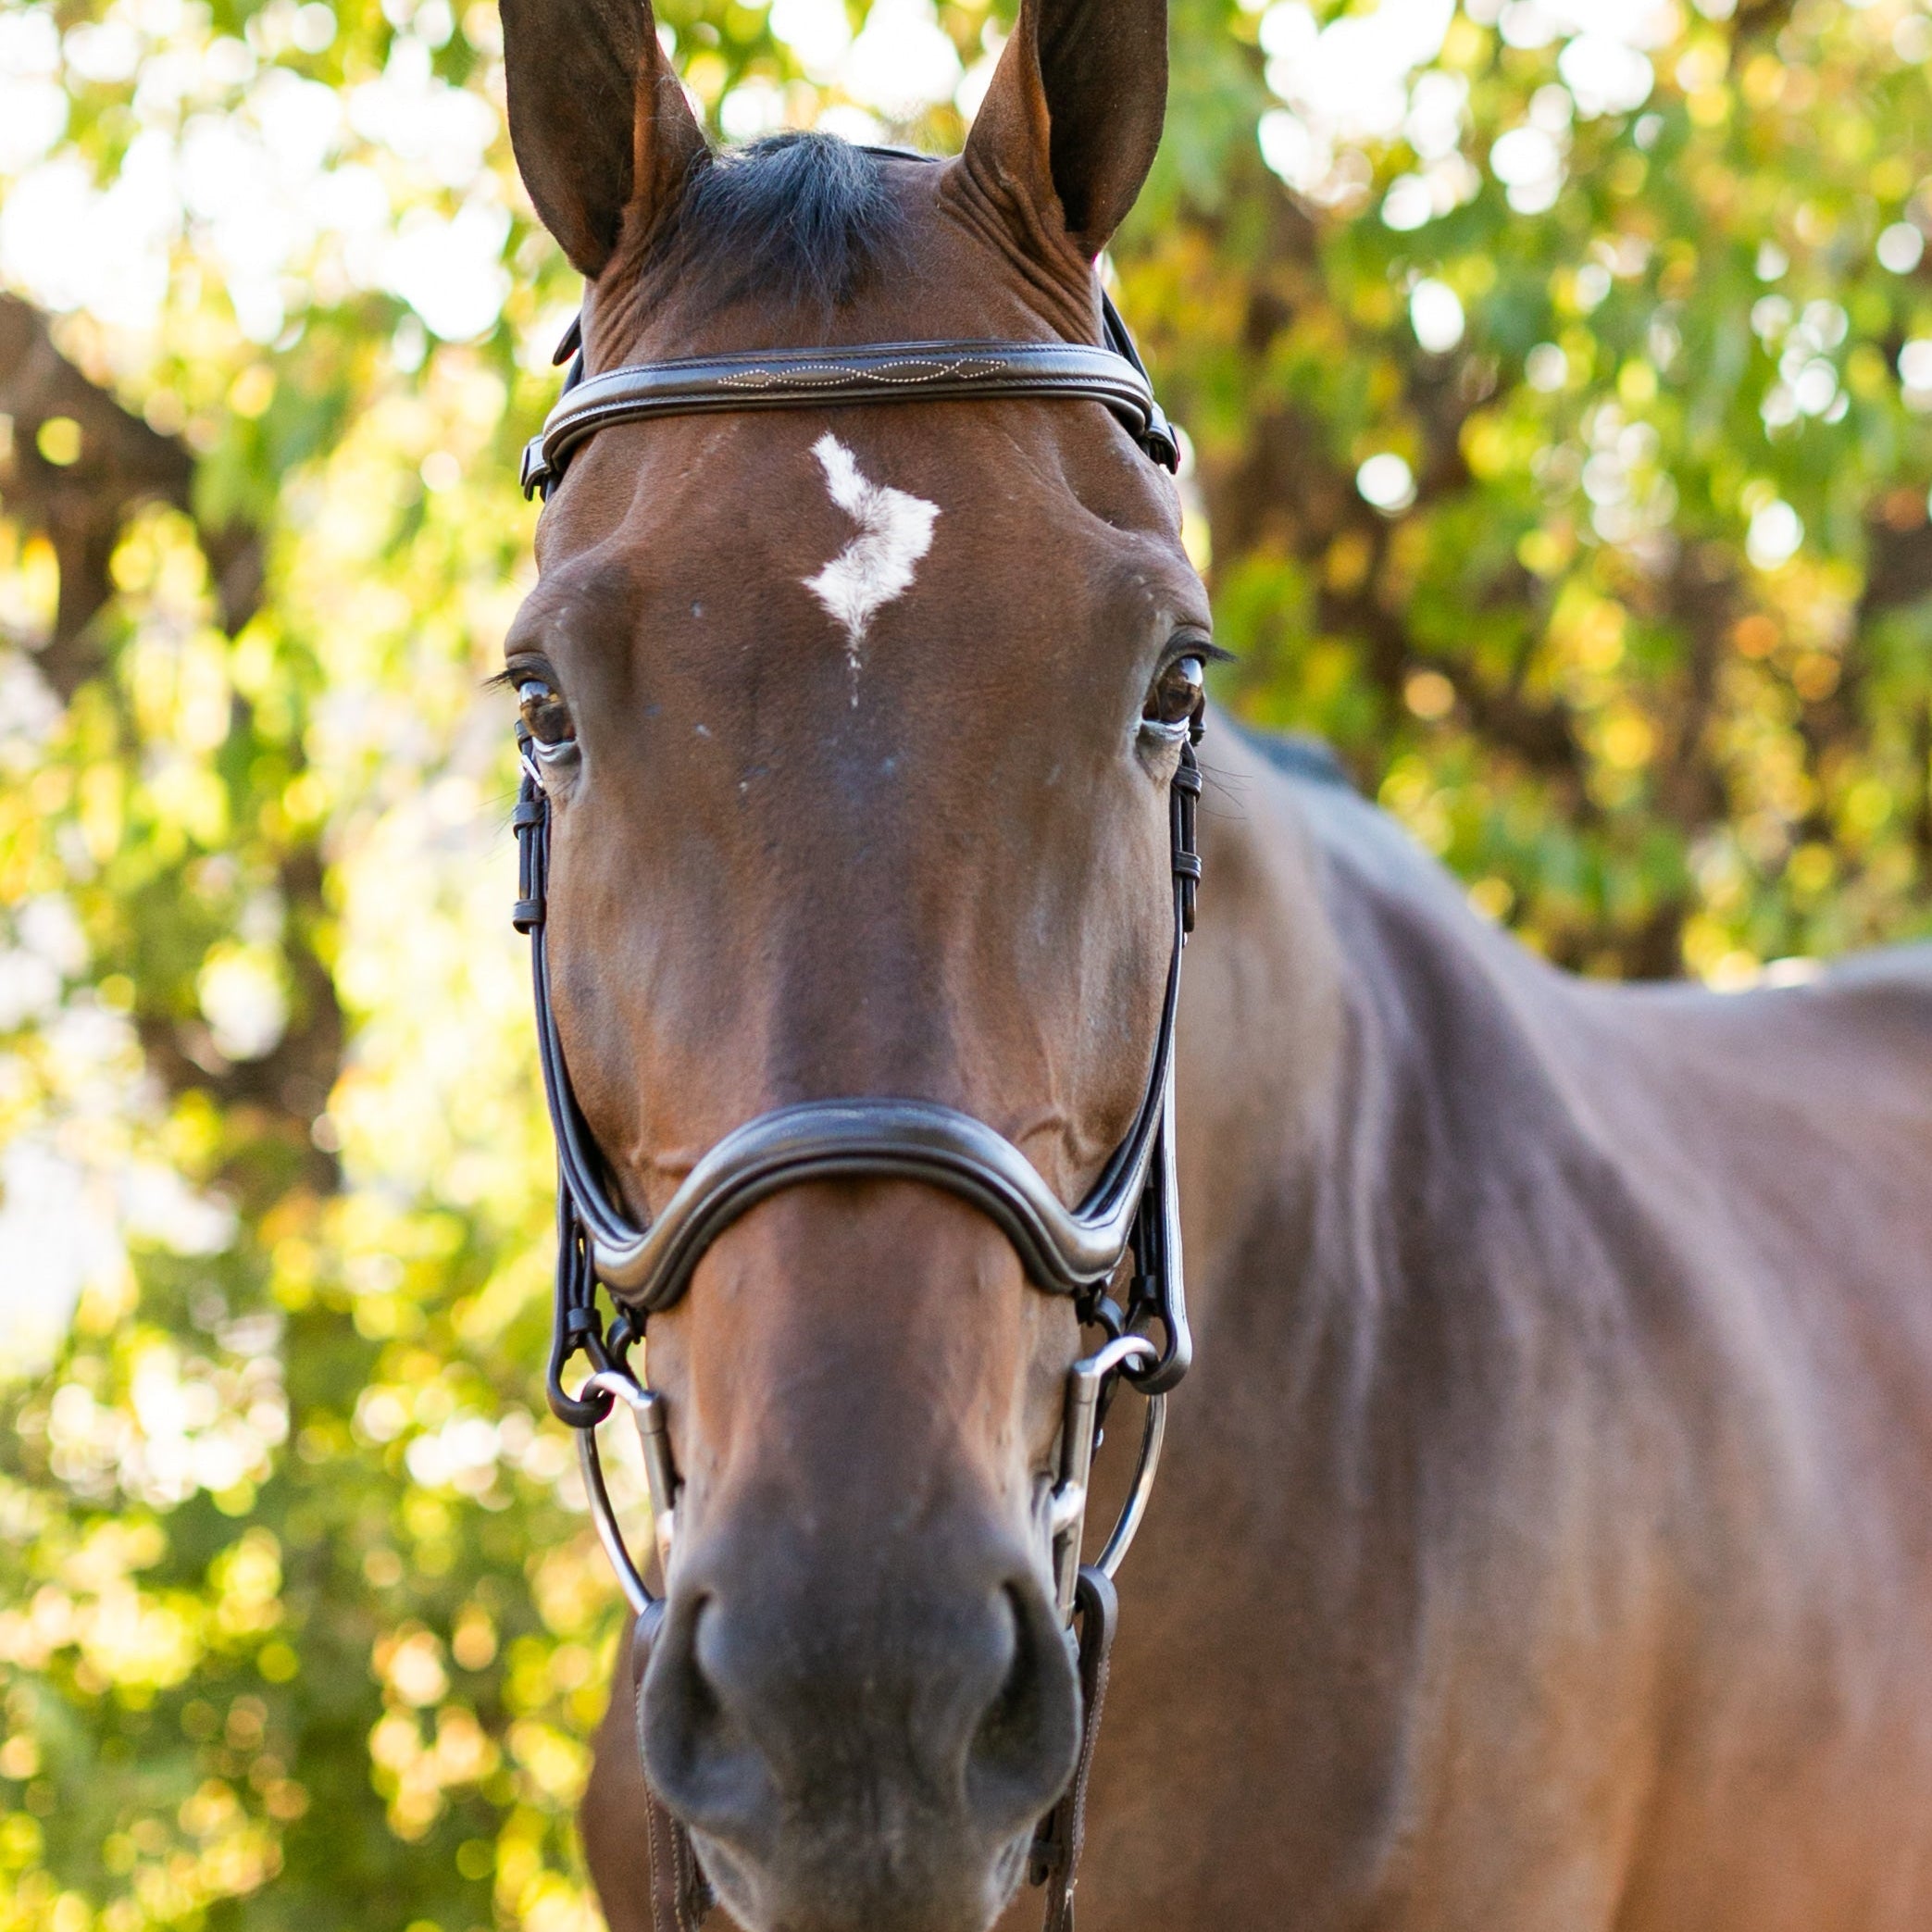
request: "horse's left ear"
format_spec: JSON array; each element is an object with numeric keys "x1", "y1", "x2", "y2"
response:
[
  {"x1": 498, "y1": 0, "x2": 706, "y2": 279},
  {"x1": 961, "y1": 0, "x2": 1168, "y2": 263}
]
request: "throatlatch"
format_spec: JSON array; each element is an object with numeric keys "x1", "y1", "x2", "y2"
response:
[{"x1": 511, "y1": 282, "x2": 1201, "y2": 1932}]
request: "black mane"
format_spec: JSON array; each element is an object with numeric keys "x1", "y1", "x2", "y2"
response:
[{"x1": 660, "y1": 131, "x2": 908, "y2": 314}]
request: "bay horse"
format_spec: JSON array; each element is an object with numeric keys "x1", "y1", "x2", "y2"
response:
[{"x1": 492, "y1": 0, "x2": 1932, "y2": 1926}]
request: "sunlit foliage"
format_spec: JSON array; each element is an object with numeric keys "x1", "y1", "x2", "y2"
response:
[
  {"x1": 1153, "y1": 0, "x2": 1932, "y2": 978},
  {"x1": 4, "y1": 0, "x2": 1932, "y2": 1925}
]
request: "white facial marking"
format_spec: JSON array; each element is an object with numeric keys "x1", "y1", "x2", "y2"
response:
[{"x1": 803, "y1": 433, "x2": 940, "y2": 700}]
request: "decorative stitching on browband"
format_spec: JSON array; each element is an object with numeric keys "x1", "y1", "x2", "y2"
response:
[
  {"x1": 717, "y1": 353, "x2": 1015, "y2": 389},
  {"x1": 519, "y1": 335, "x2": 1175, "y2": 497}
]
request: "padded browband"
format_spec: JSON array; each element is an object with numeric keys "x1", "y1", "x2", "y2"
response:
[
  {"x1": 520, "y1": 339, "x2": 1176, "y2": 498},
  {"x1": 585, "y1": 1091, "x2": 1169, "y2": 1307}
]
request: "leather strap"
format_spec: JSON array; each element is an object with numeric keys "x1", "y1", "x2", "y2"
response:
[
  {"x1": 1030, "y1": 1566, "x2": 1117, "y2": 1932},
  {"x1": 521, "y1": 338, "x2": 1176, "y2": 497},
  {"x1": 510, "y1": 243, "x2": 1199, "y2": 1926},
  {"x1": 631, "y1": 1613, "x2": 715, "y2": 1932},
  {"x1": 519, "y1": 723, "x2": 1192, "y2": 1365},
  {"x1": 587, "y1": 1069, "x2": 1175, "y2": 1314}
]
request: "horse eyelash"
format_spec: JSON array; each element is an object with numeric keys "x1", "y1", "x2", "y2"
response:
[
  {"x1": 1167, "y1": 641, "x2": 1236, "y2": 671},
  {"x1": 486, "y1": 665, "x2": 559, "y2": 694}
]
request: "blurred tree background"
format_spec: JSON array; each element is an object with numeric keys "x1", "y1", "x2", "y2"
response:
[{"x1": 2, "y1": 0, "x2": 1931, "y2": 1924}]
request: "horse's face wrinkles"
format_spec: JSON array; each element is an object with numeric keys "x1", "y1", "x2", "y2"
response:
[{"x1": 497, "y1": 12, "x2": 1194, "y2": 1920}]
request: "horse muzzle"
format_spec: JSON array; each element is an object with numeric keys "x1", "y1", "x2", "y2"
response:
[{"x1": 633, "y1": 1514, "x2": 1080, "y2": 1932}]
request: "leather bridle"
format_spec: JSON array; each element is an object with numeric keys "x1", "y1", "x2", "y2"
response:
[
  {"x1": 511, "y1": 211, "x2": 1202, "y2": 1932},
  {"x1": 518, "y1": 287, "x2": 1178, "y2": 497}
]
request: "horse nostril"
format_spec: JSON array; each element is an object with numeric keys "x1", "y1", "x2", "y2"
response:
[
  {"x1": 966, "y1": 1580, "x2": 1081, "y2": 1839},
  {"x1": 974, "y1": 1586, "x2": 1034, "y2": 1758},
  {"x1": 640, "y1": 1594, "x2": 776, "y2": 1854},
  {"x1": 641, "y1": 1564, "x2": 1080, "y2": 1882}
]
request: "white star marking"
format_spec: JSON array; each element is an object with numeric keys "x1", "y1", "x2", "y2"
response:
[{"x1": 802, "y1": 433, "x2": 940, "y2": 702}]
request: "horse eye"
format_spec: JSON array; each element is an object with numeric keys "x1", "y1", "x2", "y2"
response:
[
  {"x1": 1143, "y1": 655, "x2": 1204, "y2": 730},
  {"x1": 517, "y1": 676, "x2": 574, "y2": 748}
]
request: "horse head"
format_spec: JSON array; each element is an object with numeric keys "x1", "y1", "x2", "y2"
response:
[{"x1": 495, "y1": 2, "x2": 1204, "y2": 1924}]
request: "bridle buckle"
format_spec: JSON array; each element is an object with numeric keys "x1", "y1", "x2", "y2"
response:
[{"x1": 519, "y1": 435, "x2": 550, "y2": 500}]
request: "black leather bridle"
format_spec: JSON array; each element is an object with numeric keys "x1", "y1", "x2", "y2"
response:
[
  {"x1": 519, "y1": 286, "x2": 1178, "y2": 497},
  {"x1": 511, "y1": 204, "x2": 1201, "y2": 1932}
]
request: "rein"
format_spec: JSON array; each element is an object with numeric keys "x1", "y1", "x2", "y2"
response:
[{"x1": 512, "y1": 260, "x2": 1200, "y2": 1932}]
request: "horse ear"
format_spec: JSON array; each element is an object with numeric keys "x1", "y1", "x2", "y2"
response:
[
  {"x1": 498, "y1": 0, "x2": 706, "y2": 278},
  {"x1": 961, "y1": 0, "x2": 1168, "y2": 263}
]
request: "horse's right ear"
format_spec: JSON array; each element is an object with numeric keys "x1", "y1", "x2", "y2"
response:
[{"x1": 498, "y1": 0, "x2": 706, "y2": 279}]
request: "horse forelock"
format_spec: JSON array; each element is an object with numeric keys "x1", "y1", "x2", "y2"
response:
[{"x1": 618, "y1": 131, "x2": 910, "y2": 321}]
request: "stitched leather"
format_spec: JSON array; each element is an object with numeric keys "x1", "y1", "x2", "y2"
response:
[
  {"x1": 512, "y1": 228, "x2": 1198, "y2": 1932},
  {"x1": 632, "y1": 1613, "x2": 715, "y2": 1932},
  {"x1": 1033, "y1": 1566, "x2": 1117, "y2": 1932},
  {"x1": 521, "y1": 339, "x2": 1172, "y2": 496},
  {"x1": 590, "y1": 1075, "x2": 1178, "y2": 1321}
]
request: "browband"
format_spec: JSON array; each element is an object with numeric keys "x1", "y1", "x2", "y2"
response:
[
  {"x1": 520, "y1": 143, "x2": 1180, "y2": 498},
  {"x1": 519, "y1": 277, "x2": 1181, "y2": 500},
  {"x1": 521, "y1": 339, "x2": 1174, "y2": 498}
]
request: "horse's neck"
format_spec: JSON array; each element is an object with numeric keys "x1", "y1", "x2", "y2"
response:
[
  {"x1": 1164, "y1": 734, "x2": 1670, "y2": 1864},
  {"x1": 1182, "y1": 733, "x2": 1622, "y2": 1415}
]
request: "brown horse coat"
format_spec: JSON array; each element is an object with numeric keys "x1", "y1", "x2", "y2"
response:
[
  {"x1": 486, "y1": 0, "x2": 1932, "y2": 1919},
  {"x1": 582, "y1": 727, "x2": 1932, "y2": 1930},
  {"x1": 1063, "y1": 736, "x2": 1932, "y2": 1931}
]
